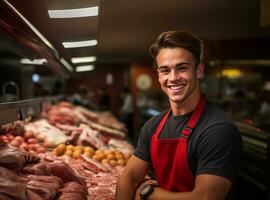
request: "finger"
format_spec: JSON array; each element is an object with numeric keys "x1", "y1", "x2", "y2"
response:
[{"x1": 143, "y1": 179, "x2": 158, "y2": 186}]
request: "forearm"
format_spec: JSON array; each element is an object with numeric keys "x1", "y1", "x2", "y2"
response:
[
  {"x1": 115, "y1": 156, "x2": 151, "y2": 200},
  {"x1": 147, "y1": 176, "x2": 229, "y2": 200},
  {"x1": 148, "y1": 187, "x2": 226, "y2": 200},
  {"x1": 147, "y1": 187, "x2": 191, "y2": 200},
  {"x1": 115, "y1": 172, "x2": 143, "y2": 200}
]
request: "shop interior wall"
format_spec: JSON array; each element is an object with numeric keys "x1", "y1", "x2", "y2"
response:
[
  {"x1": 66, "y1": 64, "x2": 128, "y2": 115},
  {"x1": 129, "y1": 63, "x2": 164, "y2": 138},
  {"x1": 204, "y1": 38, "x2": 270, "y2": 60}
]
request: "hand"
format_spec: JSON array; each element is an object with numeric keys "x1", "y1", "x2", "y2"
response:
[{"x1": 135, "y1": 179, "x2": 158, "y2": 200}]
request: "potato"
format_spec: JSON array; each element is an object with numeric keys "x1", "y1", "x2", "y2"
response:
[
  {"x1": 74, "y1": 146, "x2": 84, "y2": 153},
  {"x1": 84, "y1": 146, "x2": 94, "y2": 153},
  {"x1": 99, "y1": 153, "x2": 106, "y2": 160},
  {"x1": 106, "y1": 153, "x2": 115, "y2": 161},
  {"x1": 73, "y1": 147, "x2": 83, "y2": 154},
  {"x1": 117, "y1": 159, "x2": 126, "y2": 166},
  {"x1": 84, "y1": 149, "x2": 94, "y2": 157},
  {"x1": 56, "y1": 144, "x2": 66, "y2": 155},
  {"x1": 101, "y1": 159, "x2": 109, "y2": 164},
  {"x1": 66, "y1": 144, "x2": 74, "y2": 151},
  {"x1": 104, "y1": 149, "x2": 114, "y2": 155},
  {"x1": 72, "y1": 150, "x2": 82, "y2": 159},
  {"x1": 115, "y1": 154, "x2": 124, "y2": 160},
  {"x1": 92, "y1": 154, "x2": 102, "y2": 162},
  {"x1": 114, "y1": 149, "x2": 122, "y2": 155},
  {"x1": 83, "y1": 151, "x2": 93, "y2": 158},
  {"x1": 109, "y1": 160, "x2": 117, "y2": 167},
  {"x1": 64, "y1": 149, "x2": 73, "y2": 157},
  {"x1": 53, "y1": 146, "x2": 63, "y2": 156},
  {"x1": 95, "y1": 150, "x2": 103, "y2": 155}
]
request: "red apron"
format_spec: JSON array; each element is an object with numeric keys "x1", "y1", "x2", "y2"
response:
[{"x1": 150, "y1": 95, "x2": 206, "y2": 192}]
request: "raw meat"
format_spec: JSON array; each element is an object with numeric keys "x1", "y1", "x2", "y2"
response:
[
  {"x1": 0, "y1": 142, "x2": 40, "y2": 171},
  {"x1": 77, "y1": 124, "x2": 106, "y2": 149},
  {"x1": 57, "y1": 182, "x2": 87, "y2": 200},
  {"x1": 24, "y1": 119, "x2": 68, "y2": 147},
  {"x1": 20, "y1": 174, "x2": 63, "y2": 200},
  {"x1": 0, "y1": 166, "x2": 28, "y2": 200}
]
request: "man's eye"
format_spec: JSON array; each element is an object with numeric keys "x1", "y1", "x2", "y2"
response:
[
  {"x1": 176, "y1": 66, "x2": 188, "y2": 72},
  {"x1": 159, "y1": 68, "x2": 170, "y2": 74}
]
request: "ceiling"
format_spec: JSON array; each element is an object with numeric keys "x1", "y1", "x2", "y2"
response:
[{"x1": 2, "y1": 0, "x2": 270, "y2": 74}]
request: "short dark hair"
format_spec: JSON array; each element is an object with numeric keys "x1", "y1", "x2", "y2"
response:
[{"x1": 149, "y1": 30, "x2": 202, "y2": 67}]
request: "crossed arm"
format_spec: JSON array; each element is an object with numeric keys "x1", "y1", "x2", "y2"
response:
[{"x1": 115, "y1": 155, "x2": 231, "y2": 200}]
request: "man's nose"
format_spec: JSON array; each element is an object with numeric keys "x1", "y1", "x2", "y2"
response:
[{"x1": 168, "y1": 69, "x2": 178, "y2": 80}]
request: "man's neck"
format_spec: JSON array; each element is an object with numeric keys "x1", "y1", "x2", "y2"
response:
[{"x1": 171, "y1": 92, "x2": 201, "y2": 116}]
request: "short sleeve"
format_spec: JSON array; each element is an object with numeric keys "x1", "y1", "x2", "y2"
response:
[
  {"x1": 195, "y1": 123, "x2": 242, "y2": 182},
  {"x1": 133, "y1": 117, "x2": 156, "y2": 162}
]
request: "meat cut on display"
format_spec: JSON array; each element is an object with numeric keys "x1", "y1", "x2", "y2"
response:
[{"x1": 0, "y1": 101, "x2": 133, "y2": 199}]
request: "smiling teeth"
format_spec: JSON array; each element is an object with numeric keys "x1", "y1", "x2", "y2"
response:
[{"x1": 170, "y1": 85, "x2": 183, "y2": 90}]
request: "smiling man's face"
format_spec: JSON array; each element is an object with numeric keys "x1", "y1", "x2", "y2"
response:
[{"x1": 156, "y1": 47, "x2": 202, "y2": 108}]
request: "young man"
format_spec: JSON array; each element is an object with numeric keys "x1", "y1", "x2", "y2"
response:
[{"x1": 115, "y1": 30, "x2": 242, "y2": 200}]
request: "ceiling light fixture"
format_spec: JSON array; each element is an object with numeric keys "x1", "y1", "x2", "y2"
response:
[
  {"x1": 48, "y1": 6, "x2": 99, "y2": 18},
  {"x1": 71, "y1": 56, "x2": 96, "y2": 64},
  {"x1": 4, "y1": 0, "x2": 57, "y2": 55},
  {"x1": 62, "y1": 39, "x2": 98, "y2": 48},
  {"x1": 60, "y1": 58, "x2": 74, "y2": 72},
  {"x1": 20, "y1": 58, "x2": 47, "y2": 65},
  {"x1": 75, "y1": 65, "x2": 95, "y2": 72}
]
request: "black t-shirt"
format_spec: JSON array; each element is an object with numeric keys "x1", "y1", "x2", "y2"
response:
[{"x1": 134, "y1": 101, "x2": 242, "y2": 199}]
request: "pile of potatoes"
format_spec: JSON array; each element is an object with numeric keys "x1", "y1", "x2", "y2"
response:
[
  {"x1": 53, "y1": 144, "x2": 94, "y2": 159},
  {"x1": 53, "y1": 144, "x2": 129, "y2": 166},
  {"x1": 92, "y1": 149, "x2": 128, "y2": 166}
]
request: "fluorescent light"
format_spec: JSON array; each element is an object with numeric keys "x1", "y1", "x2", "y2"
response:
[
  {"x1": 3, "y1": 0, "x2": 57, "y2": 55},
  {"x1": 60, "y1": 58, "x2": 74, "y2": 72},
  {"x1": 62, "y1": 39, "x2": 98, "y2": 48},
  {"x1": 71, "y1": 56, "x2": 96, "y2": 64},
  {"x1": 75, "y1": 65, "x2": 95, "y2": 72},
  {"x1": 20, "y1": 58, "x2": 47, "y2": 65},
  {"x1": 48, "y1": 6, "x2": 98, "y2": 18}
]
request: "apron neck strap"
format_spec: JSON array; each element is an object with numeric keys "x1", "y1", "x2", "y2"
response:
[{"x1": 182, "y1": 95, "x2": 206, "y2": 137}]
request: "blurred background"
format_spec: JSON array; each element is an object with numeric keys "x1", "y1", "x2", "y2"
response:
[{"x1": 0, "y1": 1, "x2": 270, "y2": 198}]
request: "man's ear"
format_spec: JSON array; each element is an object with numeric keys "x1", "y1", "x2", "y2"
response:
[{"x1": 196, "y1": 63, "x2": 204, "y2": 79}]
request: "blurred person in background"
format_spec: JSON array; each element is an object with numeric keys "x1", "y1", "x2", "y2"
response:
[
  {"x1": 70, "y1": 84, "x2": 93, "y2": 109},
  {"x1": 97, "y1": 87, "x2": 110, "y2": 111},
  {"x1": 52, "y1": 80, "x2": 63, "y2": 96},
  {"x1": 256, "y1": 81, "x2": 270, "y2": 131},
  {"x1": 119, "y1": 87, "x2": 134, "y2": 141},
  {"x1": 115, "y1": 30, "x2": 242, "y2": 200},
  {"x1": 226, "y1": 90, "x2": 249, "y2": 122}
]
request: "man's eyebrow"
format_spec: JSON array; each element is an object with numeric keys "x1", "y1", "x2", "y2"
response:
[
  {"x1": 158, "y1": 62, "x2": 191, "y2": 68},
  {"x1": 158, "y1": 65, "x2": 169, "y2": 69},
  {"x1": 175, "y1": 62, "x2": 191, "y2": 67}
]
